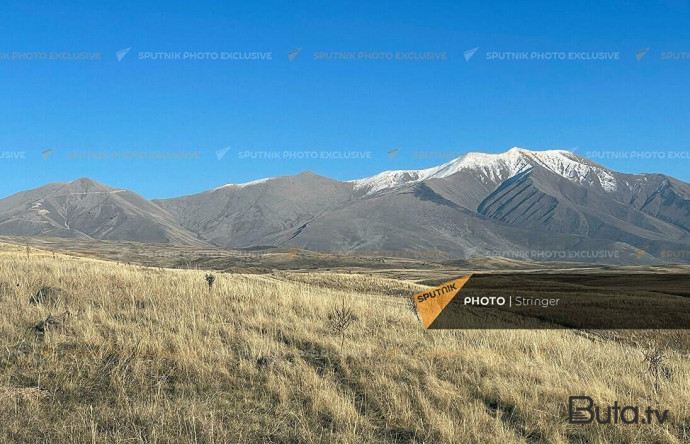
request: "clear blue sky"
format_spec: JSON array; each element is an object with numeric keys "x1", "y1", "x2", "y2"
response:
[{"x1": 1, "y1": 0, "x2": 689, "y2": 198}]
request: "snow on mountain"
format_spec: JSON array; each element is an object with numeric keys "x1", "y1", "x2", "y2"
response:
[
  {"x1": 520, "y1": 149, "x2": 619, "y2": 192},
  {"x1": 214, "y1": 177, "x2": 272, "y2": 190},
  {"x1": 210, "y1": 148, "x2": 621, "y2": 196},
  {"x1": 350, "y1": 147, "x2": 620, "y2": 196}
]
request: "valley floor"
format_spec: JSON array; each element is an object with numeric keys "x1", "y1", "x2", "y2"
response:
[{"x1": 0, "y1": 243, "x2": 688, "y2": 443}]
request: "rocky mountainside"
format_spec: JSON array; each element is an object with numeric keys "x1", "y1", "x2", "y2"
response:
[
  {"x1": 2, "y1": 148, "x2": 689, "y2": 264},
  {"x1": 0, "y1": 178, "x2": 205, "y2": 246}
]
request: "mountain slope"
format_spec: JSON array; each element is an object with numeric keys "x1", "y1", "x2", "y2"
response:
[
  {"x1": 0, "y1": 178, "x2": 205, "y2": 245},
  {"x1": 349, "y1": 147, "x2": 619, "y2": 197},
  {"x1": 2, "y1": 148, "x2": 690, "y2": 264},
  {"x1": 153, "y1": 172, "x2": 354, "y2": 248},
  {"x1": 271, "y1": 182, "x2": 647, "y2": 264},
  {"x1": 152, "y1": 148, "x2": 690, "y2": 264},
  {"x1": 154, "y1": 148, "x2": 690, "y2": 263}
]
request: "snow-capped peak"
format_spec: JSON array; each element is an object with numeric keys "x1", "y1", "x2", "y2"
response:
[
  {"x1": 211, "y1": 148, "x2": 619, "y2": 195},
  {"x1": 350, "y1": 147, "x2": 618, "y2": 195},
  {"x1": 517, "y1": 148, "x2": 618, "y2": 192},
  {"x1": 214, "y1": 177, "x2": 272, "y2": 190}
]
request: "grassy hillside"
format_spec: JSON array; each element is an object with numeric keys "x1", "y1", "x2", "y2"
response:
[{"x1": 0, "y1": 243, "x2": 688, "y2": 443}]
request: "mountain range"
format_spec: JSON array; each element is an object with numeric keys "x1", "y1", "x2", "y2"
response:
[{"x1": 2, "y1": 147, "x2": 689, "y2": 264}]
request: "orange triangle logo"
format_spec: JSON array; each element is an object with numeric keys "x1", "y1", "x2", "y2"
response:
[{"x1": 413, "y1": 274, "x2": 472, "y2": 328}]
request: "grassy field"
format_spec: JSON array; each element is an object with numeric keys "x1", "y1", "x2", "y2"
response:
[{"x1": 0, "y1": 243, "x2": 688, "y2": 443}]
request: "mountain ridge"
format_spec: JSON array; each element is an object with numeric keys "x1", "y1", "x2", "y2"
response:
[{"x1": 2, "y1": 148, "x2": 689, "y2": 264}]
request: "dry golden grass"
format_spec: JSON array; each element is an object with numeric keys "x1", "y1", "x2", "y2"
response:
[{"x1": 0, "y1": 243, "x2": 688, "y2": 443}]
